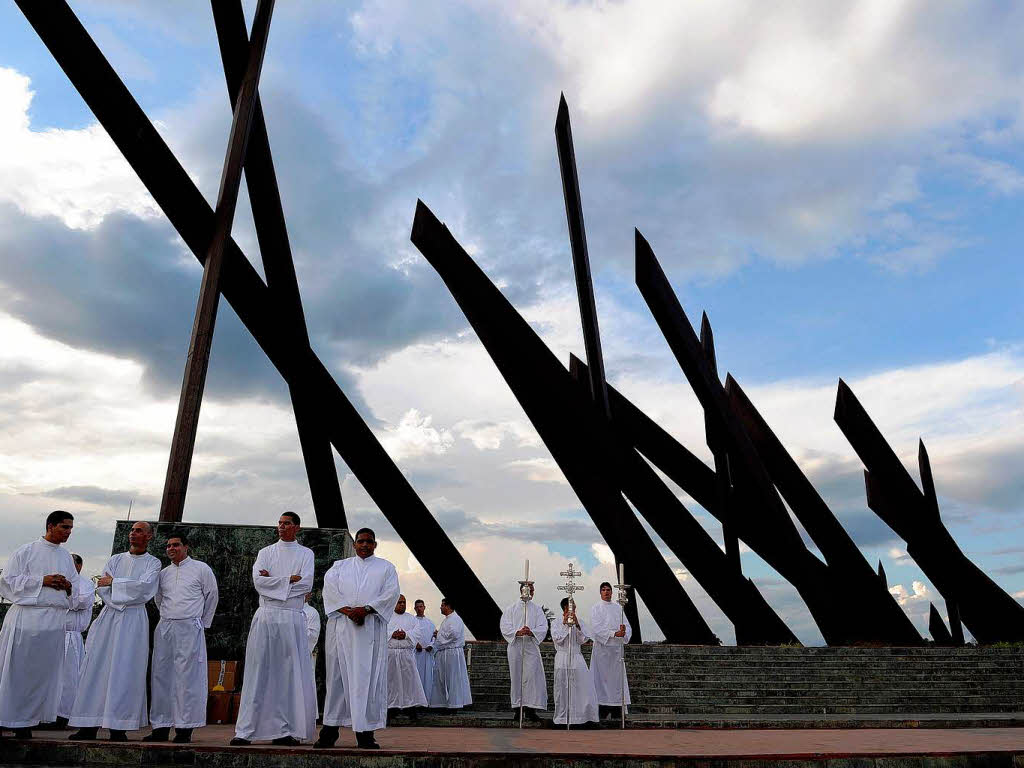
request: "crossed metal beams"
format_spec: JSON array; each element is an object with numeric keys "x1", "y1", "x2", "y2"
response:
[{"x1": 17, "y1": 0, "x2": 500, "y2": 639}]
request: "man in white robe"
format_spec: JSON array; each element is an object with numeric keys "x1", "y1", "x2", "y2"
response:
[
  {"x1": 589, "y1": 580, "x2": 631, "y2": 719},
  {"x1": 57, "y1": 553, "x2": 95, "y2": 729},
  {"x1": 315, "y1": 527, "x2": 400, "y2": 750},
  {"x1": 499, "y1": 583, "x2": 548, "y2": 721},
  {"x1": 386, "y1": 595, "x2": 427, "y2": 717},
  {"x1": 428, "y1": 598, "x2": 472, "y2": 711},
  {"x1": 551, "y1": 597, "x2": 599, "y2": 725},
  {"x1": 144, "y1": 533, "x2": 218, "y2": 744},
  {"x1": 231, "y1": 512, "x2": 316, "y2": 746},
  {"x1": 70, "y1": 520, "x2": 161, "y2": 741},
  {"x1": 411, "y1": 599, "x2": 435, "y2": 701},
  {"x1": 0, "y1": 511, "x2": 78, "y2": 738}
]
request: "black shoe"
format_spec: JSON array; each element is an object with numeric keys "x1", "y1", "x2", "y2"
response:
[
  {"x1": 142, "y1": 727, "x2": 170, "y2": 742},
  {"x1": 313, "y1": 725, "x2": 339, "y2": 749},
  {"x1": 355, "y1": 731, "x2": 379, "y2": 749},
  {"x1": 271, "y1": 735, "x2": 301, "y2": 746},
  {"x1": 55, "y1": 716, "x2": 69, "y2": 730},
  {"x1": 172, "y1": 728, "x2": 192, "y2": 743},
  {"x1": 108, "y1": 729, "x2": 128, "y2": 742},
  {"x1": 12, "y1": 727, "x2": 32, "y2": 739},
  {"x1": 525, "y1": 708, "x2": 540, "y2": 722},
  {"x1": 229, "y1": 737, "x2": 251, "y2": 746},
  {"x1": 70, "y1": 727, "x2": 98, "y2": 740}
]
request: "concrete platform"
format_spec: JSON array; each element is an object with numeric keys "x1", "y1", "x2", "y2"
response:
[{"x1": 3, "y1": 724, "x2": 1024, "y2": 767}]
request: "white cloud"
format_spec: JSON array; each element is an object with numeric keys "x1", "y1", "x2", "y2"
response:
[
  {"x1": 454, "y1": 419, "x2": 541, "y2": 451},
  {"x1": 503, "y1": 458, "x2": 566, "y2": 485},
  {"x1": 0, "y1": 68, "x2": 161, "y2": 229},
  {"x1": 378, "y1": 408, "x2": 454, "y2": 462},
  {"x1": 889, "y1": 580, "x2": 928, "y2": 606}
]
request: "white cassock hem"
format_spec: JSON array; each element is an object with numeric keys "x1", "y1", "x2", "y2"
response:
[{"x1": 149, "y1": 618, "x2": 209, "y2": 729}]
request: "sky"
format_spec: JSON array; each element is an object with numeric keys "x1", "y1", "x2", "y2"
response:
[{"x1": 1, "y1": 0, "x2": 1022, "y2": 645}]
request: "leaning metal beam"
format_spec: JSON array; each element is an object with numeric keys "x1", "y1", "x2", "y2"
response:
[
  {"x1": 411, "y1": 201, "x2": 714, "y2": 643},
  {"x1": 928, "y1": 603, "x2": 954, "y2": 645},
  {"x1": 159, "y1": 0, "x2": 275, "y2": 522},
  {"x1": 635, "y1": 230, "x2": 853, "y2": 643},
  {"x1": 835, "y1": 379, "x2": 1024, "y2": 643},
  {"x1": 211, "y1": 0, "x2": 345, "y2": 528},
  {"x1": 555, "y1": 95, "x2": 640, "y2": 641},
  {"x1": 17, "y1": 0, "x2": 500, "y2": 638},
  {"x1": 567, "y1": 357, "x2": 797, "y2": 645},
  {"x1": 726, "y1": 375, "x2": 921, "y2": 644}
]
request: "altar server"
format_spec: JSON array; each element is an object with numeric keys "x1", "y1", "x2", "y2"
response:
[
  {"x1": 386, "y1": 595, "x2": 428, "y2": 715},
  {"x1": 428, "y1": 598, "x2": 472, "y2": 711},
  {"x1": 315, "y1": 527, "x2": 400, "y2": 750},
  {"x1": 412, "y1": 599, "x2": 435, "y2": 701},
  {"x1": 589, "y1": 581, "x2": 631, "y2": 719},
  {"x1": 551, "y1": 597, "x2": 599, "y2": 725},
  {"x1": 302, "y1": 592, "x2": 321, "y2": 714},
  {"x1": 0, "y1": 511, "x2": 78, "y2": 738},
  {"x1": 145, "y1": 533, "x2": 218, "y2": 744},
  {"x1": 70, "y1": 521, "x2": 161, "y2": 741},
  {"x1": 231, "y1": 512, "x2": 316, "y2": 746},
  {"x1": 57, "y1": 553, "x2": 95, "y2": 728},
  {"x1": 499, "y1": 583, "x2": 548, "y2": 720}
]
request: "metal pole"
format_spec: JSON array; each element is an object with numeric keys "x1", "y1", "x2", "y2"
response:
[
  {"x1": 520, "y1": 599, "x2": 527, "y2": 728},
  {"x1": 619, "y1": 601, "x2": 626, "y2": 729}
]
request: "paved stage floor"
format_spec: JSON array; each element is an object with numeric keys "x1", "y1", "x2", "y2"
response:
[{"x1": 4, "y1": 724, "x2": 1024, "y2": 765}]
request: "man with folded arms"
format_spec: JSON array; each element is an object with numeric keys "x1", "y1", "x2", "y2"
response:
[
  {"x1": 428, "y1": 598, "x2": 472, "y2": 712},
  {"x1": 70, "y1": 521, "x2": 160, "y2": 742},
  {"x1": 386, "y1": 595, "x2": 428, "y2": 719},
  {"x1": 0, "y1": 511, "x2": 78, "y2": 739},
  {"x1": 144, "y1": 533, "x2": 218, "y2": 744},
  {"x1": 231, "y1": 512, "x2": 316, "y2": 747}
]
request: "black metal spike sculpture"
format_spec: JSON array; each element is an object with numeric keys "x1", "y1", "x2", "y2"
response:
[
  {"x1": 15, "y1": 0, "x2": 500, "y2": 639},
  {"x1": 835, "y1": 379, "x2": 1024, "y2": 643},
  {"x1": 411, "y1": 200, "x2": 716, "y2": 643},
  {"x1": 554, "y1": 95, "x2": 641, "y2": 641},
  {"x1": 636, "y1": 230, "x2": 858, "y2": 644},
  {"x1": 929, "y1": 603, "x2": 954, "y2": 645}
]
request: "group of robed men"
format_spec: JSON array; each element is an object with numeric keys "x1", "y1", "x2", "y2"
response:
[
  {"x1": 0, "y1": 511, "x2": 472, "y2": 751},
  {"x1": 500, "y1": 582, "x2": 632, "y2": 725}
]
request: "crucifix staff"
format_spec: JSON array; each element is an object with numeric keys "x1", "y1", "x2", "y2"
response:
[
  {"x1": 517, "y1": 559, "x2": 534, "y2": 729},
  {"x1": 558, "y1": 562, "x2": 584, "y2": 730},
  {"x1": 614, "y1": 562, "x2": 630, "y2": 730}
]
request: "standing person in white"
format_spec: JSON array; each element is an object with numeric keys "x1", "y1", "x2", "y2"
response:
[
  {"x1": 230, "y1": 512, "x2": 316, "y2": 747},
  {"x1": 315, "y1": 527, "x2": 400, "y2": 750},
  {"x1": 499, "y1": 583, "x2": 548, "y2": 721},
  {"x1": 411, "y1": 599, "x2": 435, "y2": 701},
  {"x1": 386, "y1": 595, "x2": 428, "y2": 717},
  {"x1": 551, "y1": 597, "x2": 599, "y2": 725},
  {"x1": 0, "y1": 511, "x2": 78, "y2": 739},
  {"x1": 57, "y1": 552, "x2": 95, "y2": 729},
  {"x1": 302, "y1": 592, "x2": 321, "y2": 714},
  {"x1": 589, "y1": 580, "x2": 631, "y2": 720},
  {"x1": 70, "y1": 521, "x2": 161, "y2": 742},
  {"x1": 428, "y1": 598, "x2": 472, "y2": 711},
  {"x1": 144, "y1": 533, "x2": 218, "y2": 744}
]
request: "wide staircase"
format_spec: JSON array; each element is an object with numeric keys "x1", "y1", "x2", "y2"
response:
[{"x1": 404, "y1": 642, "x2": 1024, "y2": 729}]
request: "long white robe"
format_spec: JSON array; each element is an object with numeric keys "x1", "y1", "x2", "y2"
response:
[
  {"x1": 428, "y1": 611, "x2": 472, "y2": 709},
  {"x1": 234, "y1": 540, "x2": 316, "y2": 742},
  {"x1": 0, "y1": 538, "x2": 79, "y2": 728},
  {"x1": 322, "y1": 554, "x2": 400, "y2": 732},
  {"x1": 499, "y1": 599, "x2": 548, "y2": 709},
  {"x1": 412, "y1": 615, "x2": 436, "y2": 700},
  {"x1": 551, "y1": 617, "x2": 599, "y2": 725},
  {"x1": 386, "y1": 612, "x2": 427, "y2": 709},
  {"x1": 302, "y1": 603, "x2": 321, "y2": 713},
  {"x1": 322, "y1": 614, "x2": 349, "y2": 726},
  {"x1": 70, "y1": 551, "x2": 161, "y2": 730},
  {"x1": 59, "y1": 573, "x2": 96, "y2": 719},
  {"x1": 589, "y1": 599, "x2": 631, "y2": 708},
  {"x1": 149, "y1": 557, "x2": 218, "y2": 729}
]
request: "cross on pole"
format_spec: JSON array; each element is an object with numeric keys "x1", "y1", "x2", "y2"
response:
[{"x1": 558, "y1": 562, "x2": 584, "y2": 625}]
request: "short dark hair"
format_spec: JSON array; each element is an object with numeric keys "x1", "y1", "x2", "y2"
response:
[
  {"x1": 71, "y1": 553, "x2": 83, "y2": 567},
  {"x1": 441, "y1": 597, "x2": 453, "y2": 610},
  {"x1": 46, "y1": 510, "x2": 73, "y2": 529},
  {"x1": 281, "y1": 511, "x2": 301, "y2": 526},
  {"x1": 167, "y1": 532, "x2": 190, "y2": 547},
  {"x1": 560, "y1": 597, "x2": 569, "y2": 610},
  {"x1": 599, "y1": 581, "x2": 612, "y2": 591},
  {"x1": 414, "y1": 599, "x2": 425, "y2": 606},
  {"x1": 355, "y1": 527, "x2": 376, "y2": 541}
]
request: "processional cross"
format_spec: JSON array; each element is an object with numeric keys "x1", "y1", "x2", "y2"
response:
[{"x1": 557, "y1": 562, "x2": 584, "y2": 730}]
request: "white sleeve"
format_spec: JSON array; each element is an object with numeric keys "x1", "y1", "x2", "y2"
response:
[
  {"x1": 110, "y1": 558, "x2": 160, "y2": 606},
  {"x1": 201, "y1": 565, "x2": 219, "y2": 629}
]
